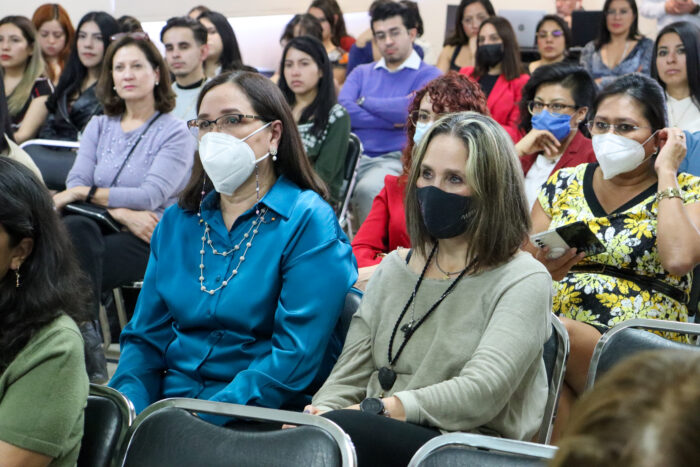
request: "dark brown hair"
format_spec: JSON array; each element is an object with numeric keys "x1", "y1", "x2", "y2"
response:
[
  {"x1": 96, "y1": 35, "x2": 175, "y2": 116},
  {"x1": 552, "y1": 350, "x2": 700, "y2": 467},
  {"x1": 473, "y1": 16, "x2": 524, "y2": 81},
  {"x1": 179, "y1": 71, "x2": 328, "y2": 211}
]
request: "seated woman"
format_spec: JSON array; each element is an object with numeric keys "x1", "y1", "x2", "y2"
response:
[
  {"x1": 307, "y1": 112, "x2": 552, "y2": 467},
  {"x1": 527, "y1": 73, "x2": 700, "y2": 439},
  {"x1": 279, "y1": 36, "x2": 350, "y2": 206},
  {"x1": 352, "y1": 72, "x2": 488, "y2": 278},
  {"x1": 0, "y1": 157, "x2": 89, "y2": 467},
  {"x1": 0, "y1": 16, "x2": 53, "y2": 144},
  {"x1": 53, "y1": 35, "x2": 195, "y2": 383},
  {"x1": 39, "y1": 11, "x2": 120, "y2": 141},
  {"x1": 516, "y1": 63, "x2": 597, "y2": 208},
  {"x1": 460, "y1": 17, "x2": 529, "y2": 142},
  {"x1": 651, "y1": 21, "x2": 700, "y2": 133},
  {"x1": 528, "y1": 15, "x2": 572, "y2": 74},
  {"x1": 552, "y1": 350, "x2": 700, "y2": 467},
  {"x1": 437, "y1": 0, "x2": 494, "y2": 73},
  {"x1": 308, "y1": 0, "x2": 350, "y2": 85},
  {"x1": 197, "y1": 11, "x2": 243, "y2": 78},
  {"x1": 109, "y1": 71, "x2": 357, "y2": 416},
  {"x1": 308, "y1": 0, "x2": 355, "y2": 52},
  {"x1": 579, "y1": 0, "x2": 653, "y2": 87},
  {"x1": 31, "y1": 3, "x2": 74, "y2": 85}
]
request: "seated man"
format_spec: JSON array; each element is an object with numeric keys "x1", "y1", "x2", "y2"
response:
[
  {"x1": 339, "y1": 1, "x2": 441, "y2": 224},
  {"x1": 161, "y1": 16, "x2": 209, "y2": 122}
]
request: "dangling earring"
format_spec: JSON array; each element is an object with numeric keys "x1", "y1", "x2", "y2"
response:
[
  {"x1": 254, "y1": 165, "x2": 261, "y2": 215},
  {"x1": 155, "y1": 81, "x2": 159, "y2": 86},
  {"x1": 14, "y1": 269, "x2": 20, "y2": 289},
  {"x1": 270, "y1": 147, "x2": 277, "y2": 161}
]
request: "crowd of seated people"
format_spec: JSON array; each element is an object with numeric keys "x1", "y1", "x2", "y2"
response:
[{"x1": 1, "y1": 0, "x2": 700, "y2": 465}]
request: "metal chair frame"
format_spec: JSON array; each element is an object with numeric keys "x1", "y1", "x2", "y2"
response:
[
  {"x1": 537, "y1": 314, "x2": 569, "y2": 445},
  {"x1": 338, "y1": 133, "x2": 363, "y2": 240}
]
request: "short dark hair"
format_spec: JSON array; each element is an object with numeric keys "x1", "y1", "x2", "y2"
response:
[
  {"x1": 519, "y1": 63, "x2": 596, "y2": 133},
  {"x1": 651, "y1": 21, "x2": 700, "y2": 111},
  {"x1": 188, "y1": 5, "x2": 210, "y2": 16},
  {"x1": 399, "y1": 1, "x2": 424, "y2": 37},
  {"x1": 97, "y1": 35, "x2": 176, "y2": 116},
  {"x1": 197, "y1": 11, "x2": 243, "y2": 72},
  {"x1": 292, "y1": 14, "x2": 324, "y2": 42},
  {"x1": 535, "y1": 14, "x2": 572, "y2": 48},
  {"x1": 370, "y1": 1, "x2": 415, "y2": 33},
  {"x1": 444, "y1": 0, "x2": 495, "y2": 46},
  {"x1": 179, "y1": 71, "x2": 328, "y2": 210},
  {"x1": 279, "y1": 36, "x2": 335, "y2": 138},
  {"x1": 117, "y1": 15, "x2": 143, "y2": 33},
  {"x1": 592, "y1": 73, "x2": 667, "y2": 131},
  {"x1": 595, "y1": 0, "x2": 641, "y2": 48},
  {"x1": 474, "y1": 17, "x2": 525, "y2": 81},
  {"x1": 161, "y1": 16, "x2": 208, "y2": 46},
  {"x1": 0, "y1": 158, "x2": 90, "y2": 372}
]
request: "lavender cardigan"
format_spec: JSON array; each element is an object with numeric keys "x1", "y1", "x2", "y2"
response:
[{"x1": 67, "y1": 112, "x2": 195, "y2": 217}]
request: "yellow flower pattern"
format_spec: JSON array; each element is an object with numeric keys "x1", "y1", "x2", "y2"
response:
[{"x1": 537, "y1": 164, "x2": 700, "y2": 336}]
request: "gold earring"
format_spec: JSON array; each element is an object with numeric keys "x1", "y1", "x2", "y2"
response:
[{"x1": 15, "y1": 269, "x2": 20, "y2": 289}]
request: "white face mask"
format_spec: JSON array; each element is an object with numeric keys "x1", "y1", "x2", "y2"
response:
[
  {"x1": 198, "y1": 122, "x2": 272, "y2": 195},
  {"x1": 592, "y1": 132, "x2": 656, "y2": 180}
]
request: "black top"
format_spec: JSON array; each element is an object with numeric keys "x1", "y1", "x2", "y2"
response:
[
  {"x1": 449, "y1": 44, "x2": 463, "y2": 72},
  {"x1": 478, "y1": 74, "x2": 499, "y2": 98},
  {"x1": 39, "y1": 83, "x2": 102, "y2": 141},
  {"x1": 10, "y1": 77, "x2": 53, "y2": 130}
]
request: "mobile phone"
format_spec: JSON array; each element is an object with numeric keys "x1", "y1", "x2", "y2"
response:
[{"x1": 530, "y1": 221, "x2": 605, "y2": 259}]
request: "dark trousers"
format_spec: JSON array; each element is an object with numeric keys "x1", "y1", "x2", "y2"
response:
[
  {"x1": 322, "y1": 410, "x2": 441, "y2": 467},
  {"x1": 63, "y1": 215, "x2": 150, "y2": 320}
]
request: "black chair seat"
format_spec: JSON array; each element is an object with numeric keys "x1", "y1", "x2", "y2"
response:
[
  {"x1": 23, "y1": 144, "x2": 77, "y2": 191},
  {"x1": 419, "y1": 445, "x2": 549, "y2": 467}
]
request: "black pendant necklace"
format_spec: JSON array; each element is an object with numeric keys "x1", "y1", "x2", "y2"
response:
[{"x1": 378, "y1": 245, "x2": 475, "y2": 393}]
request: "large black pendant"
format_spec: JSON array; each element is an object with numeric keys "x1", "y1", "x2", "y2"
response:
[{"x1": 378, "y1": 366, "x2": 397, "y2": 391}]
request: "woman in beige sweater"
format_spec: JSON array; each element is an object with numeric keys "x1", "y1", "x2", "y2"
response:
[{"x1": 306, "y1": 112, "x2": 552, "y2": 466}]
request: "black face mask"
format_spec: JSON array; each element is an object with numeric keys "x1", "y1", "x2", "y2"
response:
[
  {"x1": 476, "y1": 44, "x2": 504, "y2": 69},
  {"x1": 417, "y1": 186, "x2": 475, "y2": 239}
]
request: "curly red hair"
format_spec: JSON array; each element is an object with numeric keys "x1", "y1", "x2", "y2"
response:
[{"x1": 400, "y1": 72, "x2": 490, "y2": 181}]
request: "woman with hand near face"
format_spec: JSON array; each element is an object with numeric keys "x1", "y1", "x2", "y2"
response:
[
  {"x1": 516, "y1": 63, "x2": 597, "y2": 208},
  {"x1": 460, "y1": 17, "x2": 529, "y2": 142},
  {"x1": 526, "y1": 73, "x2": 700, "y2": 439},
  {"x1": 579, "y1": 0, "x2": 653, "y2": 87},
  {"x1": 52, "y1": 35, "x2": 195, "y2": 383},
  {"x1": 109, "y1": 71, "x2": 357, "y2": 417},
  {"x1": 279, "y1": 36, "x2": 350, "y2": 205},
  {"x1": 437, "y1": 0, "x2": 494, "y2": 73},
  {"x1": 0, "y1": 16, "x2": 53, "y2": 144},
  {"x1": 31, "y1": 3, "x2": 74, "y2": 85},
  {"x1": 39, "y1": 12, "x2": 120, "y2": 141},
  {"x1": 528, "y1": 15, "x2": 572, "y2": 74}
]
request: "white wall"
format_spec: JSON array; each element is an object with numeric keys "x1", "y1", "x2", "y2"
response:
[{"x1": 8, "y1": 0, "x2": 658, "y2": 69}]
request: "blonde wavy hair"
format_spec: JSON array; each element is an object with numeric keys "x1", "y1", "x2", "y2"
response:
[{"x1": 1, "y1": 16, "x2": 47, "y2": 117}]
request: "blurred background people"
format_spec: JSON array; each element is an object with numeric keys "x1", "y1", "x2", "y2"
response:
[
  {"x1": 197, "y1": 10, "x2": 243, "y2": 77},
  {"x1": 437, "y1": 0, "x2": 495, "y2": 73},
  {"x1": 31, "y1": 3, "x2": 73, "y2": 85},
  {"x1": 529, "y1": 15, "x2": 572, "y2": 74}
]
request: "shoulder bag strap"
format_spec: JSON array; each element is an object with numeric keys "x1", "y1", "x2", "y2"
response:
[{"x1": 109, "y1": 112, "x2": 161, "y2": 187}]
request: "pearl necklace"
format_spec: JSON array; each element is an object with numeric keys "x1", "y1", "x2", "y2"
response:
[{"x1": 197, "y1": 207, "x2": 275, "y2": 295}]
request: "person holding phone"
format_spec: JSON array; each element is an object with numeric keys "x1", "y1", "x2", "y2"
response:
[{"x1": 526, "y1": 73, "x2": 700, "y2": 440}]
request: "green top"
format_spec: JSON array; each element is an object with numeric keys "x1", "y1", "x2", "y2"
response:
[
  {"x1": 298, "y1": 103, "x2": 351, "y2": 204},
  {"x1": 0, "y1": 314, "x2": 89, "y2": 467}
]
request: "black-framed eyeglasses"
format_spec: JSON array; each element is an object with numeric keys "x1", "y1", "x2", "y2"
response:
[
  {"x1": 586, "y1": 120, "x2": 651, "y2": 135},
  {"x1": 187, "y1": 113, "x2": 268, "y2": 136},
  {"x1": 536, "y1": 30, "x2": 564, "y2": 39},
  {"x1": 110, "y1": 31, "x2": 150, "y2": 42},
  {"x1": 527, "y1": 100, "x2": 577, "y2": 115}
]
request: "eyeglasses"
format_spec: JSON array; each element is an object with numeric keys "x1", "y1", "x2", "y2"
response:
[
  {"x1": 605, "y1": 8, "x2": 631, "y2": 16},
  {"x1": 187, "y1": 113, "x2": 268, "y2": 136},
  {"x1": 527, "y1": 101, "x2": 577, "y2": 115},
  {"x1": 374, "y1": 28, "x2": 406, "y2": 42},
  {"x1": 110, "y1": 31, "x2": 150, "y2": 42},
  {"x1": 409, "y1": 110, "x2": 445, "y2": 125},
  {"x1": 586, "y1": 120, "x2": 650, "y2": 135},
  {"x1": 536, "y1": 30, "x2": 564, "y2": 39}
]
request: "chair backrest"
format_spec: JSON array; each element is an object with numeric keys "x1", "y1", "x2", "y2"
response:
[
  {"x1": 20, "y1": 139, "x2": 79, "y2": 191},
  {"x1": 117, "y1": 398, "x2": 356, "y2": 467},
  {"x1": 689, "y1": 264, "x2": 700, "y2": 321},
  {"x1": 585, "y1": 318, "x2": 700, "y2": 390},
  {"x1": 408, "y1": 433, "x2": 558, "y2": 467},
  {"x1": 337, "y1": 133, "x2": 363, "y2": 238},
  {"x1": 335, "y1": 288, "x2": 363, "y2": 344},
  {"x1": 78, "y1": 384, "x2": 135, "y2": 467},
  {"x1": 537, "y1": 314, "x2": 569, "y2": 444}
]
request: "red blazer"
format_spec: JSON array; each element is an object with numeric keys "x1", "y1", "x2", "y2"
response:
[
  {"x1": 351, "y1": 174, "x2": 410, "y2": 267},
  {"x1": 459, "y1": 66, "x2": 529, "y2": 143},
  {"x1": 520, "y1": 130, "x2": 597, "y2": 176}
]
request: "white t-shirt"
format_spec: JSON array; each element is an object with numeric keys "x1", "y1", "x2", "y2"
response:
[
  {"x1": 172, "y1": 80, "x2": 207, "y2": 123},
  {"x1": 667, "y1": 94, "x2": 700, "y2": 133},
  {"x1": 524, "y1": 154, "x2": 561, "y2": 210}
]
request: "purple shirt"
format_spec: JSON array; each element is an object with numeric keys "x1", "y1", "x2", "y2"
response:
[
  {"x1": 67, "y1": 112, "x2": 195, "y2": 216},
  {"x1": 338, "y1": 56, "x2": 441, "y2": 157}
]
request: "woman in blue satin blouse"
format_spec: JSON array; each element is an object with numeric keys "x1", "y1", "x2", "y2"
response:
[{"x1": 109, "y1": 70, "x2": 358, "y2": 416}]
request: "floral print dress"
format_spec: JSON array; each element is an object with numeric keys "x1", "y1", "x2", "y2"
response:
[{"x1": 538, "y1": 163, "x2": 700, "y2": 333}]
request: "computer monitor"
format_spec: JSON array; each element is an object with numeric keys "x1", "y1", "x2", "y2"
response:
[
  {"x1": 571, "y1": 11, "x2": 603, "y2": 47},
  {"x1": 499, "y1": 10, "x2": 547, "y2": 48}
]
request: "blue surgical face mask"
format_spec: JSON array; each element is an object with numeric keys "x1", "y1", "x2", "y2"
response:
[
  {"x1": 413, "y1": 121, "x2": 431, "y2": 144},
  {"x1": 531, "y1": 110, "x2": 573, "y2": 141}
]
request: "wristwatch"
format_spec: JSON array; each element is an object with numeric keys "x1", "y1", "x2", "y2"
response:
[
  {"x1": 356, "y1": 96, "x2": 365, "y2": 106},
  {"x1": 360, "y1": 397, "x2": 388, "y2": 416}
]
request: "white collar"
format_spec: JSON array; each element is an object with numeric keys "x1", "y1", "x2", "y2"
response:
[{"x1": 374, "y1": 49, "x2": 421, "y2": 72}]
